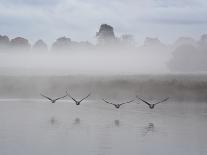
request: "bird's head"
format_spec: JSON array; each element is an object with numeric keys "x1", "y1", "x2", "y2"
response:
[
  {"x1": 150, "y1": 104, "x2": 155, "y2": 109},
  {"x1": 115, "y1": 104, "x2": 120, "y2": 109},
  {"x1": 76, "y1": 102, "x2": 80, "y2": 105}
]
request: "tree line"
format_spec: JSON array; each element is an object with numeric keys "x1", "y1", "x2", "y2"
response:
[
  {"x1": 1, "y1": 24, "x2": 207, "y2": 72},
  {"x1": 0, "y1": 24, "x2": 136, "y2": 52}
]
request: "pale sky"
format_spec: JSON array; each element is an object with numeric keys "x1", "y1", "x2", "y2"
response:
[{"x1": 0, "y1": 0, "x2": 207, "y2": 45}]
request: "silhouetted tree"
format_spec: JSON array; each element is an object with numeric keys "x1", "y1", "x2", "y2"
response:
[
  {"x1": 199, "y1": 34, "x2": 207, "y2": 48},
  {"x1": 168, "y1": 44, "x2": 207, "y2": 72},
  {"x1": 139, "y1": 37, "x2": 168, "y2": 53},
  {"x1": 96, "y1": 24, "x2": 116, "y2": 45},
  {"x1": 144, "y1": 37, "x2": 163, "y2": 47},
  {"x1": 52, "y1": 36, "x2": 71, "y2": 51},
  {"x1": 121, "y1": 34, "x2": 135, "y2": 46},
  {"x1": 33, "y1": 40, "x2": 48, "y2": 52},
  {"x1": 10, "y1": 37, "x2": 31, "y2": 51},
  {"x1": 0, "y1": 35, "x2": 10, "y2": 51},
  {"x1": 174, "y1": 37, "x2": 196, "y2": 47}
]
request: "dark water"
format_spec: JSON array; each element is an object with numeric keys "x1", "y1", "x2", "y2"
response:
[{"x1": 0, "y1": 99, "x2": 206, "y2": 155}]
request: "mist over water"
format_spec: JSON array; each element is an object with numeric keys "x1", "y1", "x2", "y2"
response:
[
  {"x1": 1, "y1": 23, "x2": 207, "y2": 74},
  {"x1": 1, "y1": 1, "x2": 207, "y2": 154},
  {"x1": 0, "y1": 50, "x2": 170, "y2": 75},
  {"x1": 0, "y1": 99, "x2": 207, "y2": 155}
]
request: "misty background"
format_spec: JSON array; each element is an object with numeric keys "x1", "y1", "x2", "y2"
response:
[
  {"x1": 0, "y1": 24, "x2": 207, "y2": 74},
  {"x1": 0, "y1": 0, "x2": 207, "y2": 101},
  {"x1": 1, "y1": 2, "x2": 207, "y2": 155},
  {"x1": 1, "y1": 0, "x2": 207, "y2": 74}
]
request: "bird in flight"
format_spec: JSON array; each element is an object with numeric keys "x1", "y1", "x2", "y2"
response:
[
  {"x1": 102, "y1": 99, "x2": 134, "y2": 109},
  {"x1": 66, "y1": 91, "x2": 91, "y2": 105},
  {"x1": 136, "y1": 96, "x2": 169, "y2": 109},
  {"x1": 40, "y1": 93, "x2": 67, "y2": 103}
]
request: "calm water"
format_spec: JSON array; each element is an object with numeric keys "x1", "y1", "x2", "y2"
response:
[{"x1": 0, "y1": 99, "x2": 207, "y2": 155}]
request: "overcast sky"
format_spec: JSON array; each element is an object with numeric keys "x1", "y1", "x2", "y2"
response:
[{"x1": 0, "y1": 0, "x2": 207, "y2": 45}]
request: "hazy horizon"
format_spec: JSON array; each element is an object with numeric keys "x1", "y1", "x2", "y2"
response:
[
  {"x1": 1, "y1": 0, "x2": 207, "y2": 44},
  {"x1": 1, "y1": 1, "x2": 207, "y2": 155}
]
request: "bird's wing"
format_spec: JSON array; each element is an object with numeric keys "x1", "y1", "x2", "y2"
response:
[
  {"x1": 40, "y1": 94, "x2": 53, "y2": 101},
  {"x1": 120, "y1": 100, "x2": 134, "y2": 105},
  {"x1": 102, "y1": 99, "x2": 113, "y2": 105},
  {"x1": 79, "y1": 93, "x2": 91, "y2": 102},
  {"x1": 66, "y1": 91, "x2": 78, "y2": 102},
  {"x1": 54, "y1": 95, "x2": 67, "y2": 101},
  {"x1": 135, "y1": 96, "x2": 140, "y2": 104},
  {"x1": 155, "y1": 97, "x2": 169, "y2": 105},
  {"x1": 137, "y1": 97, "x2": 151, "y2": 106}
]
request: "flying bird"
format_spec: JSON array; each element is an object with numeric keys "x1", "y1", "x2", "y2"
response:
[
  {"x1": 102, "y1": 99, "x2": 134, "y2": 109},
  {"x1": 137, "y1": 96, "x2": 169, "y2": 109},
  {"x1": 40, "y1": 93, "x2": 67, "y2": 103},
  {"x1": 66, "y1": 91, "x2": 91, "y2": 105}
]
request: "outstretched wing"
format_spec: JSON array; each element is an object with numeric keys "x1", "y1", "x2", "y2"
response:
[
  {"x1": 137, "y1": 96, "x2": 151, "y2": 106},
  {"x1": 120, "y1": 100, "x2": 134, "y2": 105},
  {"x1": 102, "y1": 99, "x2": 114, "y2": 105},
  {"x1": 40, "y1": 93, "x2": 53, "y2": 101},
  {"x1": 54, "y1": 95, "x2": 67, "y2": 101},
  {"x1": 80, "y1": 93, "x2": 91, "y2": 102},
  {"x1": 66, "y1": 91, "x2": 78, "y2": 102},
  {"x1": 155, "y1": 97, "x2": 169, "y2": 105}
]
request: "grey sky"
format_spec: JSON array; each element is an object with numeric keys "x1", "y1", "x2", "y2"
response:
[{"x1": 0, "y1": 0, "x2": 207, "y2": 45}]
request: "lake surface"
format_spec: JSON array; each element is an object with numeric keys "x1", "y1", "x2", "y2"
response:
[{"x1": 0, "y1": 99, "x2": 207, "y2": 155}]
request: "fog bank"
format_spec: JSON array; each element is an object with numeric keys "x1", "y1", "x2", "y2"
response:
[{"x1": 0, "y1": 51, "x2": 170, "y2": 75}]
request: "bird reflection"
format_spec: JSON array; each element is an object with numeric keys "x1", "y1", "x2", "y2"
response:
[
  {"x1": 73, "y1": 117, "x2": 81, "y2": 125},
  {"x1": 143, "y1": 123, "x2": 155, "y2": 136},
  {"x1": 49, "y1": 117, "x2": 58, "y2": 125},
  {"x1": 114, "y1": 120, "x2": 120, "y2": 127}
]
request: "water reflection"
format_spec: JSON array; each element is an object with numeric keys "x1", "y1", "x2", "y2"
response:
[
  {"x1": 114, "y1": 119, "x2": 120, "y2": 127},
  {"x1": 73, "y1": 117, "x2": 81, "y2": 125},
  {"x1": 143, "y1": 123, "x2": 155, "y2": 136},
  {"x1": 95, "y1": 127, "x2": 112, "y2": 155},
  {"x1": 50, "y1": 117, "x2": 58, "y2": 125},
  {"x1": 1, "y1": 100, "x2": 207, "y2": 155}
]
